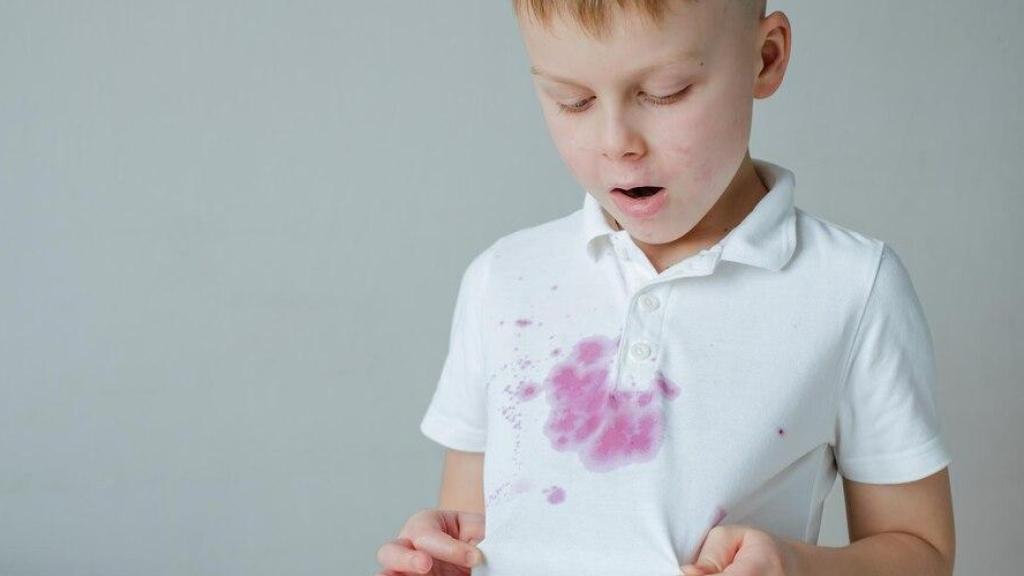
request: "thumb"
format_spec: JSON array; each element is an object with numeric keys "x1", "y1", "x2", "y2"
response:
[
  {"x1": 680, "y1": 526, "x2": 740, "y2": 575},
  {"x1": 455, "y1": 510, "x2": 486, "y2": 546},
  {"x1": 411, "y1": 531, "x2": 483, "y2": 568}
]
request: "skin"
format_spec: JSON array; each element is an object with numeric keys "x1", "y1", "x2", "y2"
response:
[{"x1": 518, "y1": 1, "x2": 790, "y2": 273}]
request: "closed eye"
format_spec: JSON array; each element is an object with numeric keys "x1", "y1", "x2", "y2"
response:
[{"x1": 556, "y1": 85, "x2": 692, "y2": 115}]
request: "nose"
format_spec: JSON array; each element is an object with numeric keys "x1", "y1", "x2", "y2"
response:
[{"x1": 599, "y1": 107, "x2": 646, "y2": 161}]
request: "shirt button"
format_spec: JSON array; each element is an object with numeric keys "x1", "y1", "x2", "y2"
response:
[
  {"x1": 629, "y1": 341, "x2": 652, "y2": 361},
  {"x1": 639, "y1": 294, "x2": 660, "y2": 311}
]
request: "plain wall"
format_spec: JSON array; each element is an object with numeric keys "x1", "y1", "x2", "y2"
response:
[{"x1": 0, "y1": 1, "x2": 1020, "y2": 574}]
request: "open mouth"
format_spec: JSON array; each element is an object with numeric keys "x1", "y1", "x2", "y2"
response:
[{"x1": 614, "y1": 186, "x2": 664, "y2": 199}]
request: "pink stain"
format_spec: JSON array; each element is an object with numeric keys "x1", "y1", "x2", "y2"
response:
[
  {"x1": 544, "y1": 485, "x2": 566, "y2": 504},
  {"x1": 516, "y1": 381, "x2": 540, "y2": 401},
  {"x1": 541, "y1": 334, "x2": 681, "y2": 472},
  {"x1": 515, "y1": 318, "x2": 533, "y2": 327}
]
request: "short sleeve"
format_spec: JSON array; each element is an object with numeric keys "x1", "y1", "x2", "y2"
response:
[
  {"x1": 418, "y1": 246, "x2": 494, "y2": 452},
  {"x1": 835, "y1": 243, "x2": 953, "y2": 484}
]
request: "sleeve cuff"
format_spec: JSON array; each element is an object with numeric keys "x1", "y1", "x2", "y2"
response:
[
  {"x1": 420, "y1": 412, "x2": 486, "y2": 453},
  {"x1": 838, "y1": 434, "x2": 952, "y2": 484}
]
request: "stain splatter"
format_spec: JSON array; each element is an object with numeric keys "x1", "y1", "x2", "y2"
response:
[
  {"x1": 777, "y1": 427, "x2": 785, "y2": 437},
  {"x1": 542, "y1": 334, "x2": 681, "y2": 472},
  {"x1": 516, "y1": 381, "x2": 540, "y2": 401},
  {"x1": 515, "y1": 318, "x2": 533, "y2": 327},
  {"x1": 544, "y1": 485, "x2": 566, "y2": 504}
]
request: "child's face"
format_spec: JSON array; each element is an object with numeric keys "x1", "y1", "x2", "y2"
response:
[{"x1": 519, "y1": 2, "x2": 769, "y2": 245}]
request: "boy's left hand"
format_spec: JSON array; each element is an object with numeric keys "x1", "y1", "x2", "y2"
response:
[{"x1": 679, "y1": 524, "x2": 797, "y2": 576}]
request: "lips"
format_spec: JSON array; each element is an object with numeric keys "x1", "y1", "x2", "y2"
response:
[
  {"x1": 610, "y1": 185, "x2": 668, "y2": 218},
  {"x1": 614, "y1": 186, "x2": 664, "y2": 198}
]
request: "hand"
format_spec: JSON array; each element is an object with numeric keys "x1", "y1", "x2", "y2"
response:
[
  {"x1": 679, "y1": 524, "x2": 797, "y2": 576},
  {"x1": 374, "y1": 508, "x2": 485, "y2": 576}
]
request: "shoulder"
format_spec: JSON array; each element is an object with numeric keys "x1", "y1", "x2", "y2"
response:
[
  {"x1": 456, "y1": 207, "x2": 582, "y2": 294},
  {"x1": 794, "y1": 208, "x2": 927, "y2": 329},
  {"x1": 795, "y1": 207, "x2": 886, "y2": 265},
  {"x1": 472, "y1": 207, "x2": 584, "y2": 284},
  {"x1": 792, "y1": 207, "x2": 893, "y2": 288},
  {"x1": 491, "y1": 208, "x2": 582, "y2": 260}
]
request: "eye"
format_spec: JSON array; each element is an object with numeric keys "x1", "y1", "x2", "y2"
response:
[
  {"x1": 555, "y1": 85, "x2": 692, "y2": 115},
  {"x1": 642, "y1": 85, "x2": 692, "y2": 105},
  {"x1": 556, "y1": 96, "x2": 595, "y2": 115}
]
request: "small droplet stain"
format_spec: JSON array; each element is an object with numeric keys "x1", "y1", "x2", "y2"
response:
[
  {"x1": 544, "y1": 485, "x2": 566, "y2": 504},
  {"x1": 551, "y1": 284, "x2": 558, "y2": 290},
  {"x1": 778, "y1": 428, "x2": 785, "y2": 437},
  {"x1": 516, "y1": 382, "x2": 540, "y2": 401},
  {"x1": 517, "y1": 275, "x2": 524, "y2": 281},
  {"x1": 515, "y1": 318, "x2": 533, "y2": 327}
]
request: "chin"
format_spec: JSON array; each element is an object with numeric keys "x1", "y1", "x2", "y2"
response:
[{"x1": 621, "y1": 224, "x2": 687, "y2": 246}]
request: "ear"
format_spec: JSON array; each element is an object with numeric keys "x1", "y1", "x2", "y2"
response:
[{"x1": 753, "y1": 11, "x2": 792, "y2": 99}]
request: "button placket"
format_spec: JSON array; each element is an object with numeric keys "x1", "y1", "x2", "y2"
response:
[
  {"x1": 616, "y1": 286, "x2": 668, "y2": 390},
  {"x1": 629, "y1": 341, "x2": 652, "y2": 361},
  {"x1": 639, "y1": 293, "x2": 660, "y2": 311}
]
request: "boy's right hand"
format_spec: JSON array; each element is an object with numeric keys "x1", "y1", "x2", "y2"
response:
[{"x1": 374, "y1": 508, "x2": 485, "y2": 575}]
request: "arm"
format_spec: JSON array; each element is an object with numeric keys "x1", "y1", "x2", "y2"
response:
[
  {"x1": 780, "y1": 467, "x2": 956, "y2": 576},
  {"x1": 438, "y1": 448, "x2": 485, "y2": 513}
]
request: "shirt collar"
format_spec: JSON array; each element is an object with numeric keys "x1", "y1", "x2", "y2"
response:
[{"x1": 581, "y1": 158, "x2": 798, "y2": 272}]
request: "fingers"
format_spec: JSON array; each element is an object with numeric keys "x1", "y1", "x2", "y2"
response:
[
  {"x1": 455, "y1": 510, "x2": 486, "y2": 544},
  {"x1": 410, "y1": 531, "x2": 482, "y2": 567},
  {"x1": 376, "y1": 537, "x2": 433, "y2": 574}
]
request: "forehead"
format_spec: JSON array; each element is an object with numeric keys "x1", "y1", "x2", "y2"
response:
[{"x1": 518, "y1": 1, "x2": 724, "y2": 78}]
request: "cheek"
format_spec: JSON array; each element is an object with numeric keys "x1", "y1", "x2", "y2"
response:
[
  {"x1": 546, "y1": 118, "x2": 595, "y2": 182},
  {"x1": 660, "y1": 101, "x2": 747, "y2": 186}
]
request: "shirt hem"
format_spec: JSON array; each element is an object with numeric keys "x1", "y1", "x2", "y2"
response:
[
  {"x1": 419, "y1": 412, "x2": 486, "y2": 453},
  {"x1": 837, "y1": 434, "x2": 951, "y2": 484}
]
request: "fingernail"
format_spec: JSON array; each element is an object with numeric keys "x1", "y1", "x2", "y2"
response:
[{"x1": 466, "y1": 549, "x2": 481, "y2": 566}]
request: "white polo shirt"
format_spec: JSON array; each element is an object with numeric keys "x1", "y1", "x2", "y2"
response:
[{"x1": 419, "y1": 159, "x2": 952, "y2": 576}]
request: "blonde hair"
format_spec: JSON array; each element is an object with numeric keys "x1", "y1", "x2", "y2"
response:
[{"x1": 512, "y1": 0, "x2": 765, "y2": 40}]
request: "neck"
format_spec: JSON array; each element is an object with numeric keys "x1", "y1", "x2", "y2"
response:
[{"x1": 633, "y1": 152, "x2": 769, "y2": 273}]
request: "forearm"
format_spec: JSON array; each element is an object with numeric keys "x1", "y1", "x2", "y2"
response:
[{"x1": 778, "y1": 532, "x2": 952, "y2": 576}]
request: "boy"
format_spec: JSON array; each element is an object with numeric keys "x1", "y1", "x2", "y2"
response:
[{"x1": 376, "y1": 1, "x2": 955, "y2": 575}]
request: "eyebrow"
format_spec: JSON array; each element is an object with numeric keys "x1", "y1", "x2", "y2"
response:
[{"x1": 530, "y1": 49, "x2": 703, "y2": 87}]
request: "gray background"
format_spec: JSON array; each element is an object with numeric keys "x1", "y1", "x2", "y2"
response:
[{"x1": 1, "y1": 1, "x2": 1020, "y2": 574}]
